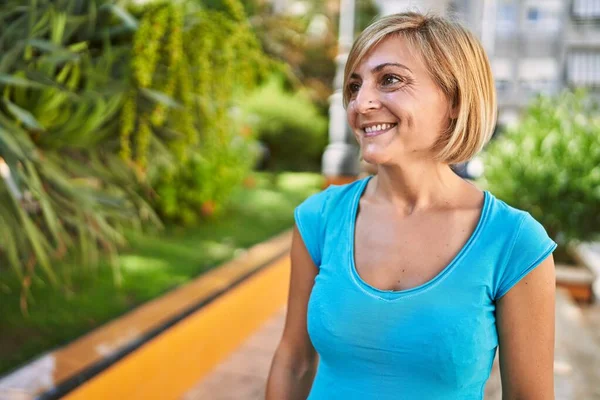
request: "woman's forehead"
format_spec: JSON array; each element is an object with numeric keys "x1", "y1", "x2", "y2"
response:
[{"x1": 354, "y1": 35, "x2": 425, "y2": 75}]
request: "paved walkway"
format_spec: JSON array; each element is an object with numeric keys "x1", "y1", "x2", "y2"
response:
[{"x1": 182, "y1": 308, "x2": 286, "y2": 400}]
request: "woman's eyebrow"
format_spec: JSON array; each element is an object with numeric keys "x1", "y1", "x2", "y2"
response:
[
  {"x1": 373, "y1": 62, "x2": 412, "y2": 74},
  {"x1": 350, "y1": 62, "x2": 413, "y2": 80}
]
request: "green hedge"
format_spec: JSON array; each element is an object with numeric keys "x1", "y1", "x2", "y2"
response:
[
  {"x1": 153, "y1": 135, "x2": 258, "y2": 226},
  {"x1": 481, "y1": 90, "x2": 600, "y2": 257},
  {"x1": 242, "y1": 77, "x2": 328, "y2": 171}
]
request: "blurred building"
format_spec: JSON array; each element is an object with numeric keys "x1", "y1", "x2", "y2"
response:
[
  {"x1": 373, "y1": 0, "x2": 452, "y2": 15},
  {"x1": 453, "y1": 0, "x2": 600, "y2": 127}
]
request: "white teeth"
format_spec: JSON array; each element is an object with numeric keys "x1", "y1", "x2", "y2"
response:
[{"x1": 364, "y1": 123, "x2": 394, "y2": 134}]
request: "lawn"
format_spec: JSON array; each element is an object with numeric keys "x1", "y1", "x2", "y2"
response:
[{"x1": 0, "y1": 172, "x2": 324, "y2": 376}]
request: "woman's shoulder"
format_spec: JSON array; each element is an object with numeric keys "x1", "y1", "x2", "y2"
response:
[
  {"x1": 297, "y1": 176, "x2": 369, "y2": 215},
  {"x1": 484, "y1": 190, "x2": 534, "y2": 227},
  {"x1": 484, "y1": 191, "x2": 557, "y2": 299},
  {"x1": 483, "y1": 191, "x2": 556, "y2": 252},
  {"x1": 293, "y1": 177, "x2": 369, "y2": 266}
]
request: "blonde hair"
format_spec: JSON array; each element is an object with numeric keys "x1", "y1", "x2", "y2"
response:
[{"x1": 344, "y1": 12, "x2": 497, "y2": 164}]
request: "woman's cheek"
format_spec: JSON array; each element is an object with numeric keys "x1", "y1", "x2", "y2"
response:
[
  {"x1": 346, "y1": 102, "x2": 355, "y2": 119},
  {"x1": 346, "y1": 107, "x2": 358, "y2": 132}
]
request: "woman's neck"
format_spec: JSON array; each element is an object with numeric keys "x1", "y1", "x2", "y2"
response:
[{"x1": 368, "y1": 161, "x2": 468, "y2": 215}]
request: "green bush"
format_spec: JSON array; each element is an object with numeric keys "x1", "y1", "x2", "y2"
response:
[
  {"x1": 0, "y1": 0, "x2": 159, "y2": 301},
  {"x1": 152, "y1": 133, "x2": 258, "y2": 226},
  {"x1": 242, "y1": 77, "x2": 328, "y2": 171},
  {"x1": 481, "y1": 90, "x2": 600, "y2": 257},
  {"x1": 122, "y1": 0, "x2": 269, "y2": 170},
  {"x1": 0, "y1": 0, "x2": 271, "y2": 303}
]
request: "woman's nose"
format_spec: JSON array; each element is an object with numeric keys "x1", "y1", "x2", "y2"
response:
[{"x1": 354, "y1": 86, "x2": 381, "y2": 113}]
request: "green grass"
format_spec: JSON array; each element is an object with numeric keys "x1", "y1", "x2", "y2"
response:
[{"x1": 0, "y1": 172, "x2": 324, "y2": 376}]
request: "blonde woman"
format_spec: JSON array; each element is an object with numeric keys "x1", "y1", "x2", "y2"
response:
[{"x1": 266, "y1": 12, "x2": 556, "y2": 400}]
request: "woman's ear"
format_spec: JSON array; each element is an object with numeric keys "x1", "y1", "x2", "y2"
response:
[
  {"x1": 449, "y1": 106, "x2": 459, "y2": 120},
  {"x1": 449, "y1": 93, "x2": 460, "y2": 119}
]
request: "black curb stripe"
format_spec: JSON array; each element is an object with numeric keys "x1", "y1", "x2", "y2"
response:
[{"x1": 36, "y1": 248, "x2": 290, "y2": 400}]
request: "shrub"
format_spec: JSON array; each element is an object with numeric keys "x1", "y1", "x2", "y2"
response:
[
  {"x1": 481, "y1": 90, "x2": 600, "y2": 258},
  {"x1": 0, "y1": 0, "x2": 272, "y2": 303},
  {"x1": 152, "y1": 133, "x2": 258, "y2": 226},
  {"x1": 122, "y1": 0, "x2": 269, "y2": 171},
  {"x1": 0, "y1": 0, "x2": 158, "y2": 304},
  {"x1": 242, "y1": 77, "x2": 328, "y2": 171}
]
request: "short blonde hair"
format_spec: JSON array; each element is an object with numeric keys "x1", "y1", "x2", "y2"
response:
[{"x1": 344, "y1": 12, "x2": 497, "y2": 164}]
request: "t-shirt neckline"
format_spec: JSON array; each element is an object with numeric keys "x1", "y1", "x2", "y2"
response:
[{"x1": 348, "y1": 175, "x2": 491, "y2": 301}]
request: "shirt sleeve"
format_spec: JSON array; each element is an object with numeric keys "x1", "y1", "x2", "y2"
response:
[
  {"x1": 495, "y1": 212, "x2": 557, "y2": 300},
  {"x1": 294, "y1": 187, "x2": 331, "y2": 267}
]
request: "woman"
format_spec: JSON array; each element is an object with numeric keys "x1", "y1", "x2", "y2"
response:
[{"x1": 266, "y1": 12, "x2": 556, "y2": 400}]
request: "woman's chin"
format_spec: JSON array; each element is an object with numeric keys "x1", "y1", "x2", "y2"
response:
[{"x1": 360, "y1": 150, "x2": 390, "y2": 166}]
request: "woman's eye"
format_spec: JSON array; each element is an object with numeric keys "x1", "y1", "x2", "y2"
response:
[
  {"x1": 348, "y1": 82, "x2": 361, "y2": 93},
  {"x1": 382, "y1": 75, "x2": 401, "y2": 86}
]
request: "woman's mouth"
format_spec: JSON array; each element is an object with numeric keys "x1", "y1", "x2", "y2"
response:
[{"x1": 363, "y1": 123, "x2": 397, "y2": 138}]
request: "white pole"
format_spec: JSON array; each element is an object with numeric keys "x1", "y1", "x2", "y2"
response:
[{"x1": 322, "y1": 0, "x2": 360, "y2": 178}]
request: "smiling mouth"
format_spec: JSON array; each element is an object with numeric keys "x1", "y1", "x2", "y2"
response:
[{"x1": 363, "y1": 123, "x2": 397, "y2": 137}]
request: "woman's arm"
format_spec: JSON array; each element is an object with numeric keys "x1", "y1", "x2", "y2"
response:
[
  {"x1": 265, "y1": 225, "x2": 319, "y2": 400},
  {"x1": 496, "y1": 255, "x2": 556, "y2": 400}
]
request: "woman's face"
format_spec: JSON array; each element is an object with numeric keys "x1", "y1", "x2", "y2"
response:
[{"x1": 346, "y1": 35, "x2": 452, "y2": 166}]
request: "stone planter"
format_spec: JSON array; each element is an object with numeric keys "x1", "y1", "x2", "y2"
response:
[{"x1": 555, "y1": 244, "x2": 599, "y2": 304}]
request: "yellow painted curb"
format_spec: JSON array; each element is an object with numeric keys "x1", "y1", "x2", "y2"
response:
[{"x1": 63, "y1": 255, "x2": 291, "y2": 400}]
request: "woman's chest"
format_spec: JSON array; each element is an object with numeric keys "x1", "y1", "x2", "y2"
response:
[
  {"x1": 306, "y1": 277, "x2": 499, "y2": 384},
  {"x1": 353, "y1": 207, "x2": 481, "y2": 292},
  {"x1": 308, "y1": 278, "x2": 496, "y2": 348}
]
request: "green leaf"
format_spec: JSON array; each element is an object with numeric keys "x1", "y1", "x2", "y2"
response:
[
  {"x1": 100, "y1": 4, "x2": 138, "y2": 29},
  {"x1": 39, "y1": 51, "x2": 80, "y2": 64},
  {"x1": 0, "y1": 74, "x2": 48, "y2": 89},
  {"x1": 140, "y1": 88, "x2": 183, "y2": 109},
  {"x1": 13, "y1": 198, "x2": 58, "y2": 287},
  {"x1": 87, "y1": 0, "x2": 98, "y2": 38},
  {"x1": 0, "y1": 13, "x2": 27, "y2": 54},
  {"x1": 77, "y1": 211, "x2": 89, "y2": 267},
  {"x1": 25, "y1": 38, "x2": 66, "y2": 53},
  {"x1": 24, "y1": 70, "x2": 79, "y2": 98},
  {"x1": 68, "y1": 41, "x2": 88, "y2": 53},
  {"x1": 0, "y1": 43, "x2": 25, "y2": 74},
  {"x1": 51, "y1": 12, "x2": 67, "y2": 46},
  {"x1": 3, "y1": 100, "x2": 44, "y2": 131},
  {"x1": 0, "y1": 214, "x2": 24, "y2": 281},
  {"x1": 0, "y1": 124, "x2": 26, "y2": 158},
  {"x1": 24, "y1": 161, "x2": 64, "y2": 244}
]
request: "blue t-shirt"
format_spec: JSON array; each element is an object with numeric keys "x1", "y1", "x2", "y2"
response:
[{"x1": 294, "y1": 175, "x2": 556, "y2": 400}]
